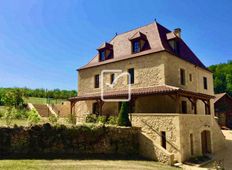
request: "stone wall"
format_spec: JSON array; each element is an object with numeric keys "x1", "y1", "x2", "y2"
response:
[
  {"x1": 131, "y1": 113, "x2": 225, "y2": 163},
  {"x1": 78, "y1": 53, "x2": 165, "y2": 96},
  {"x1": 163, "y1": 51, "x2": 214, "y2": 96},
  {"x1": 139, "y1": 132, "x2": 174, "y2": 165},
  {"x1": 52, "y1": 101, "x2": 70, "y2": 117},
  {"x1": 0, "y1": 124, "x2": 140, "y2": 157},
  {"x1": 179, "y1": 114, "x2": 225, "y2": 161},
  {"x1": 76, "y1": 51, "x2": 215, "y2": 117},
  {"x1": 178, "y1": 114, "x2": 212, "y2": 160},
  {"x1": 132, "y1": 113, "x2": 181, "y2": 163}
]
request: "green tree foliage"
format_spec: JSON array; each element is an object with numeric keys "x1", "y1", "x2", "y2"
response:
[
  {"x1": 117, "y1": 102, "x2": 131, "y2": 127},
  {"x1": 208, "y1": 60, "x2": 232, "y2": 96},
  {"x1": 0, "y1": 88, "x2": 77, "y2": 103},
  {"x1": 1, "y1": 88, "x2": 24, "y2": 108},
  {"x1": 4, "y1": 107, "x2": 17, "y2": 126}
]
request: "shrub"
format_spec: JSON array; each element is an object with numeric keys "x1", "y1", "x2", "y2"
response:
[
  {"x1": 14, "y1": 109, "x2": 29, "y2": 119},
  {"x1": 107, "y1": 116, "x2": 118, "y2": 125},
  {"x1": 97, "y1": 115, "x2": 107, "y2": 124},
  {"x1": 86, "y1": 114, "x2": 97, "y2": 123},
  {"x1": 67, "y1": 113, "x2": 76, "y2": 125},
  {"x1": 117, "y1": 102, "x2": 131, "y2": 127},
  {"x1": 27, "y1": 109, "x2": 40, "y2": 125},
  {"x1": 4, "y1": 107, "x2": 17, "y2": 126},
  {"x1": 48, "y1": 114, "x2": 58, "y2": 124},
  {"x1": 0, "y1": 110, "x2": 5, "y2": 118}
]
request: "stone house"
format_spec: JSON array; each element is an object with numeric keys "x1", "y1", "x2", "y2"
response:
[
  {"x1": 69, "y1": 22, "x2": 225, "y2": 164},
  {"x1": 214, "y1": 92, "x2": 232, "y2": 128}
]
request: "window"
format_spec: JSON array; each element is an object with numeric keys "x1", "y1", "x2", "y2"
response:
[
  {"x1": 131, "y1": 37, "x2": 150, "y2": 54},
  {"x1": 169, "y1": 40, "x2": 180, "y2": 54},
  {"x1": 161, "y1": 131, "x2": 166, "y2": 149},
  {"x1": 181, "y1": 101, "x2": 187, "y2": 113},
  {"x1": 190, "y1": 134, "x2": 194, "y2": 155},
  {"x1": 133, "y1": 40, "x2": 140, "y2": 53},
  {"x1": 94, "y1": 74, "x2": 99, "y2": 88},
  {"x1": 99, "y1": 50, "x2": 105, "y2": 61},
  {"x1": 128, "y1": 68, "x2": 134, "y2": 84},
  {"x1": 180, "y1": 69, "x2": 186, "y2": 85},
  {"x1": 189, "y1": 74, "x2": 192, "y2": 82},
  {"x1": 203, "y1": 77, "x2": 208, "y2": 90},
  {"x1": 110, "y1": 74, "x2": 115, "y2": 84},
  {"x1": 98, "y1": 44, "x2": 114, "y2": 62}
]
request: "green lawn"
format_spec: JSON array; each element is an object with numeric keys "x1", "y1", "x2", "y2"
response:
[
  {"x1": 24, "y1": 97, "x2": 65, "y2": 105},
  {"x1": 0, "y1": 160, "x2": 177, "y2": 170},
  {"x1": 0, "y1": 118, "x2": 72, "y2": 127}
]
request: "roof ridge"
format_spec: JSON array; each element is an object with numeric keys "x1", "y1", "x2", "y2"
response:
[{"x1": 111, "y1": 21, "x2": 155, "y2": 38}]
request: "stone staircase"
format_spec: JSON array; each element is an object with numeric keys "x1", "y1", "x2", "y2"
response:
[
  {"x1": 33, "y1": 104, "x2": 52, "y2": 117},
  {"x1": 139, "y1": 119, "x2": 177, "y2": 165}
]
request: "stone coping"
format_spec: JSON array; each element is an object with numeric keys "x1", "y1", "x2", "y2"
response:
[{"x1": 131, "y1": 113, "x2": 211, "y2": 117}]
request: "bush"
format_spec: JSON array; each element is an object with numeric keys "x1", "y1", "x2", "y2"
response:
[
  {"x1": 107, "y1": 116, "x2": 118, "y2": 125},
  {"x1": 4, "y1": 107, "x2": 17, "y2": 126},
  {"x1": 14, "y1": 109, "x2": 29, "y2": 119},
  {"x1": 0, "y1": 124, "x2": 139, "y2": 156},
  {"x1": 86, "y1": 114, "x2": 97, "y2": 123},
  {"x1": 27, "y1": 109, "x2": 40, "y2": 125},
  {"x1": 0, "y1": 110, "x2": 5, "y2": 118},
  {"x1": 67, "y1": 113, "x2": 76, "y2": 125},
  {"x1": 48, "y1": 114, "x2": 58, "y2": 124},
  {"x1": 97, "y1": 115, "x2": 107, "y2": 124},
  {"x1": 117, "y1": 102, "x2": 131, "y2": 127}
]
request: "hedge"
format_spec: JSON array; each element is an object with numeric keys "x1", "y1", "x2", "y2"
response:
[{"x1": 0, "y1": 123, "x2": 140, "y2": 158}]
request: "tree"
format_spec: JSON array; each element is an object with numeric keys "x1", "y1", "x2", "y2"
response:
[
  {"x1": 208, "y1": 60, "x2": 232, "y2": 96},
  {"x1": 117, "y1": 102, "x2": 131, "y2": 127},
  {"x1": 1, "y1": 89, "x2": 24, "y2": 108}
]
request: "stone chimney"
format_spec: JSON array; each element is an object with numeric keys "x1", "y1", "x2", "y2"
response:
[{"x1": 174, "y1": 28, "x2": 181, "y2": 38}]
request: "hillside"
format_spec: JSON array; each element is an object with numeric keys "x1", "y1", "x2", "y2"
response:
[{"x1": 208, "y1": 61, "x2": 232, "y2": 96}]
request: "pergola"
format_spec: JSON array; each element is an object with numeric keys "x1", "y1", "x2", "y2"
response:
[{"x1": 69, "y1": 85, "x2": 215, "y2": 116}]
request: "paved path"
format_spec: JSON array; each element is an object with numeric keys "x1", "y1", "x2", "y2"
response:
[{"x1": 212, "y1": 130, "x2": 232, "y2": 169}]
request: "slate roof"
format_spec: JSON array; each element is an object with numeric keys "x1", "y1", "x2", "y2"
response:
[{"x1": 78, "y1": 22, "x2": 208, "y2": 71}]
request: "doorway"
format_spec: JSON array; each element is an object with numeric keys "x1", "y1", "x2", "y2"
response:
[{"x1": 201, "y1": 130, "x2": 211, "y2": 155}]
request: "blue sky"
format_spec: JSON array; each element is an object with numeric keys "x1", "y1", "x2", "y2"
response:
[{"x1": 0, "y1": 0, "x2": 231, "y2": 90}]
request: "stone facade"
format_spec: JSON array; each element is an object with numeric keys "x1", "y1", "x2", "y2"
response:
[
  {"x1": 77, "y1": 52, "x2": 214, "y2": 117},
  {"x1": 132, "y1": 113, "x2": 225, "y2": 163},
  {"x1": 72, "y1": 23, "x2": 225, "y2": 165},
  {"x1": 78, "y1": 52, "x2": 165, "y2": 96}
]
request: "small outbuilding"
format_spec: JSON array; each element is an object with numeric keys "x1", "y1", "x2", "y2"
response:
[{"x1": 214, "y1": 93, "x2": 232, "y2": 128}]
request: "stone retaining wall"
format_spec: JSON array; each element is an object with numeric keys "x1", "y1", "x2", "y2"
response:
[{"x1": 0, "y1": 124, "x2": 140, "y2": 157}]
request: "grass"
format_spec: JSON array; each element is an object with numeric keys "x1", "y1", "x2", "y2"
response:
[
  {"x1": 0, "y1": 160, "x2": 177, "y2": 170},
  {"x1": 0, "y1": 118, "x2": 73, "y2": 127},
  {"x1": 0, "y1": 106, "x2": 6, "y2": 112},
  {"x1": 24, "y1": 97, "x2": 65, "y2": 105}
]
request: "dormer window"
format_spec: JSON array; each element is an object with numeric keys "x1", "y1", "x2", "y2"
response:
[
  {"x1": 169, "y1": 39, "x2": 180, "y2": 54},
  {"x1": 130, "y1": 32, "x2": 150, "y2": 54},
  {"x1": 133, "y1": 40, "x2": 140, "y2": 53},
  {"x1": 99, "y1": 50, "x2": 105, "y2": 61},
  {"x1": 97, "y1": 42, "x2": 113, "y2": 62}
]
